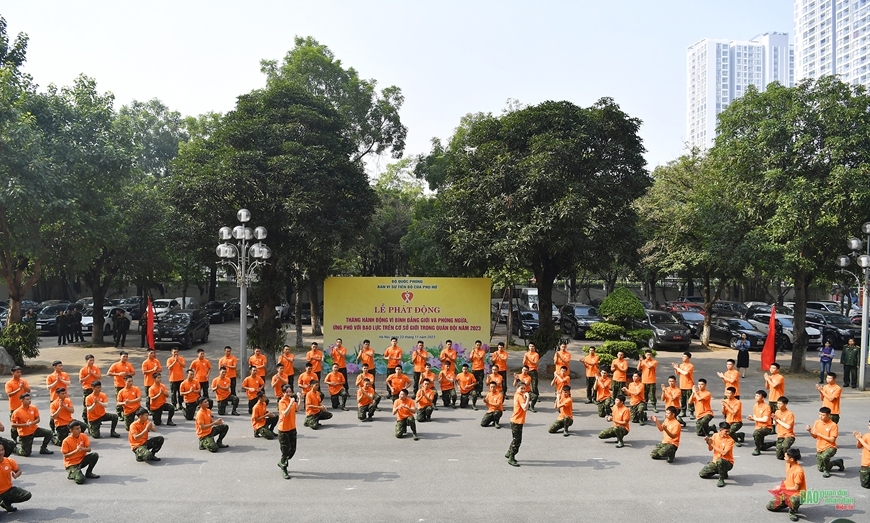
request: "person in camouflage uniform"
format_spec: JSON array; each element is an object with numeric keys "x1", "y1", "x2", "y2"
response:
[
  {"x1": 699, "y1": 422, "x2": 735, "y2": 488},
  {"x1": 392, "y1": 389, "x2": 418, "y2": 440},
  {"x1": 841, "y1": 338, "x2": 859, "y2": 388},
  {"x1": 650, "y1": 407, "x2": 682, "y2": 463},
  {"x1": 766, "y1": 448, "x2": 806, "y2": 522},
  {"x1": 128, "y1": 408, "x2": 163, "y2": 462},
  {"x1": 196, "y1": 397, "x2": 229, "y2": 452}
]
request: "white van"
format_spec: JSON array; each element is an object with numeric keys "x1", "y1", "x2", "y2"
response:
[{"x1": 173, "y1": 297, "x2": 200, "y2": 310}]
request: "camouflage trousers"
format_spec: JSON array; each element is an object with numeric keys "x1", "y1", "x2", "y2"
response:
[
  {"x1": 330, "y1": 390, "x2": 349, "y2": 409},
  {"x1": 358, "y1": 404, "x2": 376, "y2": 421},
  {"x1": 278, "y1": 429, "x2": 297, "y2": 468},
  {"x1": 441, "y1": 389, "x2": 457, "y2": 408},
  {"x1": 65, "y1": 452, "x2": 99, "y2": 484},
  {"x1": 459, "y1": 390, "x2": 480, "y2": 409},
  {"x1": 88, "y1": 413, "x2": 119, "y2": 438},
  {"x1": 650, "y1": 443, "x2": 677, "y2": 461},
  {"x1": 416, "y1": 406, "x2": 433, "y2": 422},
  {"x1": 643, "y1": 383, "x2": 657, "y2": 409},
  {"x1": 480, "y1": 410, "x2": 502, "y2": 427},
  {"x1": 775, "y1": 437, "x2": 795, "y2": 460},
  {"x1": 753, "y1": 427, "x2": 774, "y2": 451},
  {"x1": 507, "y1": 422, "x2": 524, "y2": 458},
  {"x1": 630, "y1": 403, "x2": 647, "y2": 424},
  {"x1": 695, "y1": 414, "x2": 714, "y2": 437},
  {"x1": 216, "y1": 395, "x2": 239, "y2": 415},
  {"x1": 598, "y1": 426, "x2": 628, "y2": 443},
  {"x1": 596, "y1": 398, "x2": 613, "y2": 418},
  {"x1": 611, "y1": 380, "x2": 626, "y2": 399},
  {"x1": 699, "y1": 458, "x2": 733, "y2": 478},
  {"x1": 728, "y1": 421, "x2": 744, "y2": 439},
  {"x1": 132, "y1": 436, "x2": 164, "y2": 461},
  {"x1": 680, "y1": 389, "x2": 695, "y2": 417},
  {"x1": 766, "y1": 494, "x2": 801, "y2": 515},
  {"x1": 395, "y1": 417, "x2": 417, "y2": 438},
  {"x1": 860, "y1": 465, "x2": 870, "y2": 489},
  {"x1": 304, "y1": 410, "x2": 333, "y2": 429},
  {"x1": 816, "y1": 447, "x2": 837, "y2": 472},
  {"x1": 548, "y1": 417, "x2": 573, "y2": 434},
  {"x1": 199, "y1": 425, "x2": 229, "y2": 452}
]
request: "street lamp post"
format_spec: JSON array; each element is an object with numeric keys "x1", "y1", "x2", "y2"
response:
[
  {"x1": 835, "y1": 221, "x2": 870, "y2": 391},
  {"x1": 216, "y1": 209, "x2": 271, "y2": 364}
]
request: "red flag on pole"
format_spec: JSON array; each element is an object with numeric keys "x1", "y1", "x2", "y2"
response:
[
  {"x1": 761, "y1": 305, "x2": 777, "y2": 370},
  {"x1": 146, "y1": 297, "x2": 155, "y2": 349}
]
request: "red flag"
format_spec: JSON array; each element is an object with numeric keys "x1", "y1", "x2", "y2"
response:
[
  {"x1": 146, "y1": 297, "x2": 155, "y2": 349},
  {"x1": 761, "y1": 305, "x2": 777, "y2": 370}
]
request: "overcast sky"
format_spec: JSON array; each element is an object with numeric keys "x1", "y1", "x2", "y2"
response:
[{"x1": 4, "y1": 0, "x2": 792, "y2": 172}]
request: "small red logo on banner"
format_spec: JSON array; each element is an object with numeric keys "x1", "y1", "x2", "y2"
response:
[{"x1": 401, "y1": 291, "x2": 414, "y2": 303}]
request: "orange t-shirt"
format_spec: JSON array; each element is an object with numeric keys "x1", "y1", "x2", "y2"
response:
[
  {"x1": 692, "y1": 390, "x2": 713, "y2": 417},
  {"x1": 515, "y1": 373, "x2": 531, "y2": 390},
  {"x1": 51, "y1": 397, "x2": 74, "y2": 427},
  {"x1": 195, "y1": 407, "x2": 214, "y2": 439},
  {"x1": 753, "y1": 402, "x2": 773, "y2": 429},
  {"x1": 0, "y1": 457, "x2": 19, "y2": 493},
  {"x1": 386, "y1": 373, "x2": 412, "y2": 394},
  {"x1": 485, "y1": 391, "x2": 504, "y2": 412},
  {"x1": 297, "y1": 371, "x2": 317, "y2": 395},
  {"x1": 595, "y1": 376, "x2": 612, "y2": 401},
  {"x1": 439, "y1": 348, "x2": 457, "y2": 367},
  {"x1": 662, "y1": 386, "x2": 681, "y2": 409},
  {"x1": 149, "y1": 383, "x2": 168, "y2": 410},
  {"x1": 492, "y1": 350, "x2": 508, "y2": 372},
  {"x1": 5, "y1": 378, "x2": 30, "y2": 411},
  {"x1": 419, "y1": 370, "x2": 436, "y2": 388},
  {"x1": 79, "y1": 365, "x2": 101, "y2": 390},
  {"x1": 218, "y1": 355, "x2": 239, "y2": 379},
  {"x1": 108, "y1": 361, "x2": 135, "y2": 388},
  {"x1": 357, "y1": 385, "x2": 375, "y2": 407},
  {"x1": 393, "y1": 397, "x2": 415, "y2": 420},
  {"x1": 277, "y1": 397, "x2": 297, "y2": 432},
  {"x1": 721, "y1": 398, "x2": 742, "y2": 424},
  {"x1": 324, "y1": 371, "x2": 345, "y2": 396},
  {"x1": 859, "y1": 433, "x2": 870, "y2": 468},
  {"x1": 271, "y1": 372, "x2": 289, "y2": 399},
  {"x1": 774, "y1": 409, "x2": 796, "y2": 438},
  {"x1": 721, "y1": 370, "x2": 740, "y2": 398},
  {"x1": 639, "y1": 358, "x2": 657, "y2": 384},
  {"x1": 141, "y1": 358, "x2": 162, "y2": 388},
  {"x1": 46, "y1": 372, "x2": 71, "y2": 401},
  {"x1": 438, "y1": 370, "x2": 455, "y2": 391},
  {"x1": 510, "y1": 393, "x2": 527, "y2": 424},
  {"x1": 470, "y1": 348, "x2": 486, "y2": 371},
  {"x1": 278, "y1": 353, "x2": 295, "y2": 376},
  {"x1": 117, "y1": 386, "x2": 142, "y2": 415},
  {"x1": 554, "y1": 350, "x2": 572, "y2": 373},
  {"x1": 627, "y1": 382, "x2": 646, "y2": 407},
  {"x1": 306, "y1": 349, "x2": 324, "y2": 373},
  {"x1": 355, "y1": 371, "x2": 375, "y2": 388},
  {"x1": 610, "y1": 359, "x2": 628, "y2": 382},
  {"x1": 766, "y1": 374, "x2": 784, "y2": 402},
  {"x1": 212, "y1": 376, "x2": 232, "y2": 402},
  {"x1": 61, "y1": 432, "x2": 91, "y2": 468},
  {"x1": 190, "y1": 358, "x2": 212, "y2": 382},
  {"x1": 711, "y1": 432, "x2": 735, "y2": 463},
  {"x1": 456, "y1": 372, "x2": 477, "y2": 394},
  {"x1": 128, "y1": 419, "x2": 149, "y2": 448},
  {"x1": 677, "y1": 362, "x2": 694, "y2": 389},
  {"x1": 411, "y1": 349, "x2": 429, "y2": 373},
  {"x1": 180, "y1": 379, "x2": 202, "y2": 404},
  {"x1": 331, "y1": 346, "x2": 347, "y2": 369},
  {"x1": 821, "y1": 383, "x2": 841, "y2": 414},
  {"x1": 384, "y1": 346, "x2": 403, "y2": 369},
  {"x1": 552, "y1": 373, "x2": 570, "y2": 393},
  {"x1": 486, "y1": 373, "x2": 504, "y2": 393},
  {"x1": 249, "y1": 354, "x2": 267, "y2": 377},
  {"x1": 251, "y1": 401, "x2": 269, "y2": 431},
  {"x1": 358, "y1": 348, "x2": 375, "y2": 369},
  {"x1": 523, "y1": 352, "x2": 540, "y2": 372},
  {"x1": 556, "y1": 396, "x2": 573, "y2": 420},
  {"x1": 241, "y1": 376, "x2": 264, "y2": 400},
  {"x1": 611, "y1": 403, "x2": 631, "y2": 432},
  {"x1": 305, "y1": 390, "x2": 323, "y2": 416},
  {"x1": 416, "y1": 388, "x2": 435, "y2": 408},
  {"x1": 786, "y1": 461, "x2": 807, "y2": 492},
  {"x1": 166, "y1": 355, "x2": 187, "y2": 382},
  {"x1": 85, "y1": 392, "x2": 108, "y2": 421},
  {"x1": 583, "y1": 354, "x2": 599, "y2": 378},
  {"x1": 661, "y1": 417, "x2": 681, "y2": 447},
  {"x1": 811, "y1": 419, "x2": 838, "y2": 452}
]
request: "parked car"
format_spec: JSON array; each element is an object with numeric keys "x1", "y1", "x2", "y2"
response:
[
  {"x1": 664, "y1": 301, "x2": 706, "y2": 314},
  {"x1": 711, "y1": 300, "x2": 748, "y2": 318},
  {"x1": 173, "y1": 297, "x2": 199, "y2": 310},
  {"x1": 35, "y1": 304, "x2": 76, "y2": 335},
  {"x1": 747, "y1": 314, "x2": 823, "y2": 350},
  {"x1": 707, "y1": 317, "x2": 766, "y2": 349},
  {"x1": 153, "y1": 309, "x2": 210, "y2": 349},
  {"x1": 275, "y1": 299, "x2": 291, "y2": 321},
  {"x1": 805, "y1": 311, "x2": 861, "y2": 348},
  {"x1": 205, "y1": 301, "x2": 235, "y2": 324},
  {"x1": 511, "y1": 309, "x2": 540, "y2": 338},
  {"x1": 81, "y1": 307, "x2": 127, "y2": 336},
  {"x1": 291, "y1": 303, "x2": 313, "y2": 325},
  {"x1": 559, "y1": 303, "x2": 602, "y2": 340},
  {"x1": 677, "y1": 296, "x2": 704, "y2": 303},
  {"x1": 635, "y1": 310, "x2": 692, "y2": 350},
  {"x1": 226, "y1": 299, "x2": 241, "y2": 318},
  {"x1": 152, "y1": 299, "x2": 181, "y2": 319},
  {"x1": 672, "y1": 311, "x2": 705, "y2": 338},
  {"x1": 743, "y1": 303, "x2": 793, "y2": 319}
]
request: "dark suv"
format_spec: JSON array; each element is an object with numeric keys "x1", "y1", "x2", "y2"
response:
[
  {"x1": 559, "y1": 303, "x2": 602, "y2": 339},
  {"x1": 153, "y1": 309, "x2": 210, "y2": 349},
  {"x1": 805, "y1": 311, "x2": 860, "y2": 349},
  {"x1": 635, "y1": 310, "x2": 692, "y2": 350}
]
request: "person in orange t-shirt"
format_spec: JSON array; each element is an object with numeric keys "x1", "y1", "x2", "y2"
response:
[
  {"x1": 638, "y1": 350, "x2": 658, "y2": 412},
  {"x1": 251, "y1": 392, "x2": 278, "y2": 439},
  {"x1": 610, "y1": 351, "x2": 629, "y2": 398},
  {"x1": 355, "y1": 363, "x2": 381, "y2": 411},
  {"x1": 357, "y1": 377, "x2": 378, "y2": 422},
  {"x1": 469, "y1": 340, "x2": 487, "y2": 396},
  {"x1": 392, "y1": 389, "x2": 418, "y2": 440},
  {"x1": 85, "y1": 381, "x2": 120, "y2": 438},
  {"x1": 271, "y1": 363, "x2": 290, "y2": 400},
  {"x1": 415, "y1": 379, "x2": 436, "y2": 422},
  {"x1": 106, "y1": 352, "x2": 135, "y2": 420},
  {"x1": 128, "y1": 408, "x2": 163, "y2": 462},
  {"x1": 249, "y1": 346, "x2": 267, "y2": 379},
  {"x1": 384, "y1": 338, "x2": 403, "y2": 374},
  {"x1": 148, "y1": 373, "x2": 176, "y2": 426},
  {"x1": 306, "y1": 343, "x2": 324, "y2": 383},
  {"x1": 522, "y1": 344, "x2": 541, "y2": 411},
  {"x1": 717, "y1": 359, "x2": 741, "y2": 399},
  {"x1": 551, "y1": 366, "x2": 571, "y2": 395},
  {"x1": 46, "y1": 360, "x2": 71, "y2": 403},
  {"x1": 690, "y1": 379, "x2": 714, "y2": 437},
  {"x1": 79, "y1": 354, "x2": 101, "y2": 418},
  {"x1": 211, "y1": 367, "x2": 239, "y2": 416},
  {"x1": 0, "y1": 443, "x2": 30, "y2": 511},
  {"x1": 671, "y1": 352, "x2": 695, "y2": 419},
  {"x1": 491, "y1": 342, "x2": 509, "y2": 395},
  {"x1": 324, "y1": 364, "x2": 348, "y2": 410},
  {"x1": 385, "y1": 366, "x2": 412, "y2": 401},
  {"x1": 277, "y1": 386, "x2": 298, "y2": 479},
  {"x1": 437, "y1": 361, "x2": 457, "y2": 408},
  {"x1": 419, "y1": 363, "x2": 437, "y2": 397},
  {"x1": 650, "y1": 406, "x2": 682, "y2": 463},
  {"x1": 852, "y1": 423, "x2": 870, "y2": 489},
  {"x1": 439, "y1": 340, "x2": 457, "y2": 372},
  {"x1": 548, "y1": 386, "x2": 574, "y2": 436},
  {"x1": 117, "y1": 375, "x2": 143, "y2": 431},
  {"x1": 456, "y1": 364, "x2": 479, "y2": 410},
  {"x1": 623, "y1": 372, "x2": 647, "y2": 426},
  {"x1": 480, "y1": 382, "x2": 504, "y2": 429},
  {"x1": 583, "y1": 348, "x2": 600, "y2": 404},
  {"x1": 594, "y1": 369, "x2": 613, "y2": 418},
  {"x1": 61, "y1": 420, "x2": 99, "y2": 484},
  {"x1": 278, "y1": 345, "x2": 296, "y2": 393},
  {"x1": 411, "y1": 341, "x2": 429, "y2": 396},
  {"x1": 766, "y1": 448, "x2": 807, "y2": 520},
  {"x1": 807, "y1": 406, "x2": 843, "y2": 477},
  {"x1": 721, "y1": 387, "x2": 744, "y2": 446},
  {"x1": 303, "y1": 382, "x2": 332, "y2": 430},
  {"x1": 700, "y1": 422, "x2": 735, "y2": 487},
  {"x1": 190, "y1": 349, "x2": 212, "y2": 399},
  {"x1": 218, "y1": 346, "x2": 239, "y2": 396},
  {"x1": 764, "y1": 363, "x2": 785, "y2": 413},
  {"x1": 140, "y1": 349, "x2": 162, "y2": 405},
  {"x1": 773, "y1": 396, "x2": 796, "y2": 460},
  {"x1": 10, "y1": 393, "x2": 53, "y2": 456},
  {"x1": 356, "y1": 340, "x2": 376, "y2": 387},
  {"x1": 50, "y1": 388, "x2": 75, "y2": 445},
  {"x1": 748, "y1": 390, "x2": 775, "y2": 456},
  {"x1": 297, "y1": 363, "x2": 320, "y2": 410},
  {"x1": 196, "y1": 396, "x2": 228, "y2": 452},
  {"x1": 506, "y1": 382, "x2": 531, "y2": 466},
  {"x1": 166, "y1": 347, "x2": 187, "y2": 410},
  {"x1": 180, "y1": 369, "x2": 202, "y2": 420},
  {"x1": 816, "y1": 372, "x2": 842, "y2": 424},
  {"x1": 598, "y1": 395, "x2": 630, "y2": 448},
  {"x1": 331, "y1": 338, "x2": 349, "y2": 393},
  {"x1": 554, "y1": 342, "x2": 572, "y2": 375},
  {"x1": 5, "y1": 366, "x2": 30, "y2": 442},
  {"x1": 485, "y1": 365, "x2": 503, "y2": 395}
]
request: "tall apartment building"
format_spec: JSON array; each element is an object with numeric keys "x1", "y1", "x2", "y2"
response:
[
  {"x1": 686, "y1": 33, "x2": 794, "y2": 150},
  {"x1": 794, "y1": 0, "x2": 870, "y2": 85}
]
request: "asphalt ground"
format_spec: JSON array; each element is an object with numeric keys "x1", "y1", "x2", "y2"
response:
[{"x1": 6, "y1": 319, "x2": 868, "y2": 522}]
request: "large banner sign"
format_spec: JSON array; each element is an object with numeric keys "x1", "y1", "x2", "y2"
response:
[{"x1": 323, "y1": 277, "x2": 491, "y2": 374}]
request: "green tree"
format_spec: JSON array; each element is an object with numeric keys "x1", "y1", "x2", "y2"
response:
[
  {"x1": 712, "y1": 77, "x2": 870, "y2": 372},
  {"x1": 117, "y1": 98, "x2": 189, "y2": 178}
]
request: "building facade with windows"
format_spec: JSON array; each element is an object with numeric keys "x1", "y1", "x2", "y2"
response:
[{"x1": 795, "y1": 0, "x2": 870, "y2": 85}]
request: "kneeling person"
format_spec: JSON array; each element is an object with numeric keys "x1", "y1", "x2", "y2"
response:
[
  {"x1": 392, "y1": 389, "x2": 418, "y2": 440},
  {"x1": 85, "y1": 382, "x2": 120, "y2": 438},
  {"x1": 128, "y1": 408, "x2": 163, "y2": 462},
  {"x1": 650, "y1": 407, "x2": 682, "y2": 463},
  {"x1": 598, "y1": 395, "x2": 630, "y2": 448},
  {"x1": 548, "y1": 386, "x2": 573, "y2": 436},
  {"x1": 10, "y1": 393, "x2": 53, "y2": 456},
  {"x1": 196, "y1": 397, "x2": 228, "y2": 452},
  {"x1": 415, "y1": 379, "x2": 436, "y2": 422},
  {"x1": 304, "y1": 381, "x2": 332, "y2": 430},
  {"x1": 480, "y1": 381, "x2": 504, "y2": 428},
  {"x1": 61, "y1": 421, "x2": 99, "y2": 484},
  {"x1": 252, "y1": 392, "x2": 279, "y2": 439},
  {"x1": 700, "y1": 422, "x2": 735, "y2": 487}
]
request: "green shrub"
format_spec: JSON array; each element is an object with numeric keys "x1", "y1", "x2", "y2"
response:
[
  {"x1": 586, "y1": 322, "x2": 626, "y2": 341},
  {"x1": 0, "y1": 322, "x2": 40, "y2": 367},
  {"x1": 601, "y1": 340, "x2": 643, "y2": 360},
  {"x1": 597, "y1": 287, "x2": 646, "y2": 326},
  {"x1": 596, "y1": 352, "x2": 614, "y2": 368},
  {"x1": 624, "y1": 328, "x2": 654, "y2": 346},
  {"x1": 528, "y1": 327, "x2": 561, "y2": 360}
]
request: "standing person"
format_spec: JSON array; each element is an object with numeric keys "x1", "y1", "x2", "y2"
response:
[
  {"x1": 594, "y1": 369, "x2": 613, "y2": 418},
  {"x1": 196, "y1": 397, "x2": 228, "y2": 452},
  {"x1": 277, "y1": 386, "x2": 298, "y2": 480},
  {"x1": 357, "y1": 378, "x2": 378, "y2": 422},
  {"x1": 278, "y1": 345, "x2": 296, "y2": 394},
  {"x1": 324, "y1": 364, "x2": 348, "y2": 410},
  {"x1": 248, "y1": 346, "x2": 267, "y2": 380},
  {"x1": 623, "y1": 372, "x2": 647, "y2": 426},
  {"x1": 356, "y1": 340, "x2": 376, "y2": 389},
  {"x1": 439, "y1": 340, "x2": 457, "y2": 372},
  {"x1": 456, "y1": 364, "x2": 479, "y2": 410},
  {"x1": 148, "y1": 373, "x2": 176, "y2": 426},
  {"x1": 179, "y1": 369, "x2": 202, "y2": 421},
  {"x1": 190, "y1": 349, "x2": 212, "y2": 400},
  {"x1": 384, "y1": 338, "x2": 404, "y2": 376},
  {"x1": 816, "y1": 372, "x2": 842, "y2": 424},
  {"x1": 766, "y1": 448, "x2": 807, "y2": 522},
  {"x1": 114, "y1": 310, "x2": 130, "y2": 348},
  {"x1": 297, "y1": 363, "x2": 320, "y2": 407},
  {"x1": 60, "y1": 421, "x2": 99, "y2": 485},
  {"x1": 506, "y1": 382, "x2": 531, "y2": 467},
  {"x1": 84, "y1": 381, "x2": 120, "y2": 438},
  {"x1": 491, "y1": 342, "x2": 509, "y2": 397},
  {"x1": 551, "y1": 366, "x2": 571, "y2": 396},
  {"x1": 598, "y1": 395, "x2": 630, "y2": 448},
  {"x1": 49, "y1": 388, "x2": 75, "y2": 446},
  {"x1": 46, "y1": 360, "x2": 71, "y2": 435},
  {"x1": 717, "y1": 359, "x2": 741, "y2": 399},
  {"x1": 583, "y1": 347, "x2": 600, "y2": 404},
  {"x1": 128, "y1": 408, "x2": 163, "y2": 462},
  {"x1": 853, "y1": 422, "x2": 870, "y2": 489},
  {"x1": 211, "y1": 367, "x2": 240, "y2": 417},
  {"x1": 662, "y1": 375, "x2": 685, "y2": 427},
  {"x1": 141, "y1": 349, "x2": 162, "y2": 411},
  {"x1": 166, "y1": 348, "x2": 186, "y2": 410},
  {"x1": 749, "y1": 390, "x2": 775, "y2": 456},
  {"x1": 554, "y1": 342, "x2": 572, "y2": 375},
  {"x1": 241, "y1": 366, "x2": 264, "y2": 415},
  {"x1": 385, "y1": 366, "x2": 412, "y2": 401},
  {"x1": 548, "y1": 386, "x2": 573, "y2": 437},
  {"x1": 420, "y1": 363, "x2": 437, "y2": 399},
  {"x1": 72, "y1": 307, "x2": 83, "y2": 343},
  {"x1": 690, "y1": 379, "x2": 714, "y2": 437},
  {"x1": 56, "y1": 308, "x2": 68, "y2": 346},
  {"x1": 672, "y1": 352, "x2": 695, "y2": 419},
  {"x1": 437, "y1": 361, "x2": 457, "y2": 408},
  {"x1": 700, "y1": 422, "x2": 736, "y2": 488},
  {"x1": 735, "y1": 333, "x2": 751, "y2": 378},
  {"x1": 415, "y1": 379, "x2": 436, "y2": 422},
  {"x1": 610, "y1": 351, "x2": 629, "y2": 398},
  {"x1": 485, "y1": 365, "x2": 503, "y2": 395},
  {"x1": 722, "y1": 387, "x2": 745, "y2": 446},
  {"x1": 522, "y1": 344, "x2": 540, "y2": 412},
  {"x1": 392, "y1": 389, "x2": 418, "y2": 440},
  {"x1": 765, "y1": 363, "x2": 786, "y2": 414},
  {"x1": 251, "y1": 393, "x2": 279, "y2": 439},
  {"x1": 331, "y1": 339, "x2": 349, "y2": 392},
  {"x1": 773, "y1": 397, "x2": 796, "y2": 460},
  {"x1": 470, "y1": 340, "x2": 487, "y2": 398},
  {"x1": 411, "y1": 341, "x2": 428, "y2": 396},
  {"x1": 271, "y1": 363, "x2": 290, "y2": 400},
  {"x1": 10, "y1": 393, "x2": 53, "y2": 456},
  {"x1": 218, "y1": 346, "x2": 239, "y2": 397},
  {"x1": 480, "y1": 381, "x2": 504, "y2": 429},
  {"x1": 303, "y1": 381, "x2": 332, "y2": 430},
  {"x1": 117, "y1": 375, "x2": 143, "y2": 431},
  {"x1": 841, "y1": 338, "x2": 859, "y2": 389},
  {"x1": 106, "y1": 352, "x2": 134, "y2": 421},
  {"x1": 5, "y1": 366, "x2": 30, "y2": 442},
  {"x1": 650, "y1": 407, "x2": 682, "y2": 463},
  {"x1": 0, "y1": 444, "x2": 30, "y2": 512},
  {"x1": 807, "y1": 407, "x2": 843, "y2": 478},
  {"x1": 78, "y1": 355, "x2": 101, "y2": 421},
  {"x1": 306, "y1": 343, "x2": 324, "y2": 383},
  {"x1": 818, "y1": 341, "x2": 834, "y2": 384},
  {"x1": 638, "y1": 349, "x2": 658, "y2": 412}
]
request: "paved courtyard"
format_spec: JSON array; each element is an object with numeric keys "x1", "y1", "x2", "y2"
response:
[{"x1": 6, "y1": 319, "x2": 868, "y2": 522}]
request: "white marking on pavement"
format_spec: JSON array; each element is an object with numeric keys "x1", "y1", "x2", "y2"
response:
[
  {"x1": 199, "y1": 463, "x2": 205, "y2": 474},
  {"x1": 345, "y1": 487, "x2": 356, "y2": 490},
  {"x1": 448, "y1": 459, "x2": 458, "y2": 461}
]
